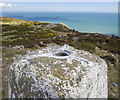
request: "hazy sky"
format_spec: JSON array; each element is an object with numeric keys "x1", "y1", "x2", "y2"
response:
[
  {"x1": 1, "y1": 2, "x2": 118, "y2": 13},
  {"x1": 1, "y1": 0, "x2": 120, "y2": 2}
]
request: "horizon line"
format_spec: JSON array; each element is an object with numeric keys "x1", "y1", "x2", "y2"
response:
[{"x1": 2, "y1": 11, "x2": 118, "y2": 13}]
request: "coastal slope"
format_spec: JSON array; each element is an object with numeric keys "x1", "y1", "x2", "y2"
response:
[{"x1": 1, "y1": 17, "x2": 120, "y2": 98}]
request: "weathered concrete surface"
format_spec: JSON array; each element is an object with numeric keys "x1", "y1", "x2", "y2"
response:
[{"x1": 8, "y1": 44, "x2": 108, "y2": 99}]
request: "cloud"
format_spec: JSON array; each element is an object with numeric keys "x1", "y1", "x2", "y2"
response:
[{"x1": 0, "y1": 3, "x2": 16, "y2": 7}]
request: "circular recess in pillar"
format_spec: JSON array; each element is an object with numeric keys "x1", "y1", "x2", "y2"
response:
[{"x1": 54, "y1": 50, "x2": 71, "y2": 57}]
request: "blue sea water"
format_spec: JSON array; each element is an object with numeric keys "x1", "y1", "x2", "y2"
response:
[{"x1": 2, "y1": 12, "x2": 118, "y2": 36}]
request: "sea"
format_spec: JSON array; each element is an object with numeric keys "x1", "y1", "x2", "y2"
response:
[{"x1": 2, "y1": 12, "x2": 118, "y2": 36}]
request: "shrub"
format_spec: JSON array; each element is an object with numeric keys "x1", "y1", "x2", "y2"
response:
[{"x1": 100, "y1": 55, "x2": 116, "y2": 64}]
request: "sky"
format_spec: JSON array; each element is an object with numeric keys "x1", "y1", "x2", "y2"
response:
[
  {"x1": 1, "y1": 0, "x2": 120, "y2": 2},
  {"x1": 0, "y1": 2, "x2": 118, "y2": 13}
]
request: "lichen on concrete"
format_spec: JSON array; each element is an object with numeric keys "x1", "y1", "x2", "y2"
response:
[{"x1": 8, "y1": 44, "x2": 108, "y2": 98}]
